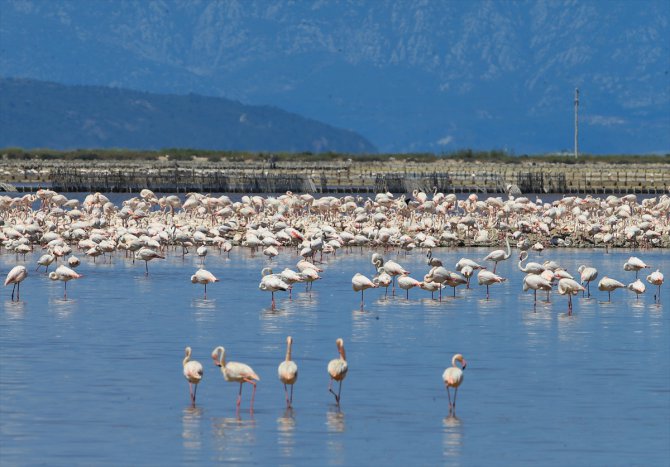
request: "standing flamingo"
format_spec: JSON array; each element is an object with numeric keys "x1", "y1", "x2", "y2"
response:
[
  {"x1": 483, "y1": 236, "x2": 511, "y2": 273},
  {"x1": 557, "y1": 278, "x2": 585, "y2": 314},
  {"x1": 190, "y1": 268, "x2": 219, "y2": 299},
  {"x1": 328, "y1": 338, "x2": 348, "y2": 406},
  {"x1": 211, "y1": 346, "x2": 260, "y2": 412},
  {"x1": 352, "y1": 273, "x2": 378, "y2": 309},
  {"x1": 477, "y1": 270, "x2": 506, "y2": 299},
  {"x1": 598, "y1": 276, "x2": 626, "y2": 302},
  {"x1": 135, "y1": 247, "x2": 165, "y2": 275},
  {"x1": 4, "y1": 265, "x2": 27, "y2": 301},
  {"x1": 48, "y1": 265, "x2": 82, "y2": 299},
  {"x1": 646, "y1": 269, "x2": 664, "y2": 302},
  {"x1": 278, "y1": 336, "x2": 298, "y2": 408},
  {"x1": 259, "y1": 268, "x2": 291, "y2": 309},
  {"x1": 522, "y1": 274, "x2": 552, "y2": 304},
  {"x1": 381, "y1": 260, "x2": 409, "y2": 296},
  {"x1": 623, "y1": 256, "x2": 649, "y2": 278},
  {"x1": 443, "y1": 354, "x2": 466, "y2": 415},
  {"x1": 577, "y1": 265, "x2": 598, "y2": 298},
  {"x1": 183, "y1": 346, "x2": 204, "y2": 406},
  {"x1": 397, "y1": 275, "x2": 422, "y2": 300},
  {"x1": 627, "y1": 279, "x2": 646, "y2": 300}
]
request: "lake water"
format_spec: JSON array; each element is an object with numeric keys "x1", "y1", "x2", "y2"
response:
[{"x1": 1, "y1": 246, "x2": 668, "y2": 465}]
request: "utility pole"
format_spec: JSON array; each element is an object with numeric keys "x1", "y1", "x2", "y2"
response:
[{"x1": 574, "y1": 88, "x2": 579, "y2": 159}]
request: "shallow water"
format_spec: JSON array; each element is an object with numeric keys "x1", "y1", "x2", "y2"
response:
[{"x1": 1, "y1": 247, "x2": 668, "y2": 465}]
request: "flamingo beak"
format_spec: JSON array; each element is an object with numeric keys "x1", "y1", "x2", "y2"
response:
[{"x1": 462, "y1": 360, "x2": 467, "y2": 370}]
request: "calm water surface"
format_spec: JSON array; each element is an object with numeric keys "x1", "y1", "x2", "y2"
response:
[{"x1": 1, "y1": 246, "x2": 669, "y2": 465}]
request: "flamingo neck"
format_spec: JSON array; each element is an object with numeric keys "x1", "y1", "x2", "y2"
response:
[
  {"x1": 504, "y1": 236, "x2": 511, "y2": 258},
  {"x1": 285, "y1": 340, "x2": 292, "y2": 362},
  {"x1": 183, "y1": 348, "x2": 191, "y2": 367},
  {"x1": 338, "y1": 344, "x2": 346, "y2": 361}
]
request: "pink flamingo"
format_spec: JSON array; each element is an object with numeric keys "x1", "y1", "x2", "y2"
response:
[{"x1": 212, "y1": 346, "x2": 260, "y2": 412}]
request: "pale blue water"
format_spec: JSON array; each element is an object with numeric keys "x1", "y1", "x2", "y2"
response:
[{"x1": 1, "y1": 246, "x2": 669, "y2": 466}]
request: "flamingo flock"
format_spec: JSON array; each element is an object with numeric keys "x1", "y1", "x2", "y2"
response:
[{"x1": 2, "y1": 189, "x2": 668, "y2": 415}]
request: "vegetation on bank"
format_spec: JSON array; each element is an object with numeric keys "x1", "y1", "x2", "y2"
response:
[{"x1": 1, "y1": 147, "x2": 668, "y2": 164}]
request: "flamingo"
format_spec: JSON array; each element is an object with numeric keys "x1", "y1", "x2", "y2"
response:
[
  {"x1": 135, "y1": 247, "x2": 165, "y2": 275},
  {"x1": 443, "y1": 271, "x2": 467, "y2": 297},
  {"x1": 211, "y1": 346, "x2": 260, "y2": 412},
  {"x1": 279, "y1": 268, "x2": 305, "y2": 299},
  {"x1": 477, "y1": 270, "x2": 506, "y2": 299},
  {"x1": 557, "y1": 278, "x2": 585, "y2": 314},
  {"x1": 372, "y1": 267, "x2": 392, "y2": 297},
  {"x1": 397, "y1": 275, "x2": 422, "y2": 299},
  {"x1": 36, "y1": 253, "x2": 56, "y2": 273},
  {"x1": 48, "y1": 265, "x2": 82, "y2": 299},
  {"x1": 623, "y1": 256, "x2": 649, "y2": 278},
  {"x1": 382, "y1": 260, "x2": 409, "y2": 296},
  {"x1": 443, "y1": 354, "x2": 466, "y2": 415},
  {"x1": 483, "y1": 236, "x2": 511, "y2": 273},
  {"x1": 278, "y1": 336, "x2": 298, "y2": 408},
  {"x1": 352, "y1": 273, "x2": 378, "y2": 309},
  {"x1": 518, "y1": 251, "x2": 545, "y2": 274},
  {"x1": 328, "y1": 338, "x2": 348, "y2": 406},
  {"x1": 190, "y1": 269, "x2": 219, "y2": 299},
  {"x1": 578, "y1": 265, "x2": 598, "y2": 298},
  {"x1": 627, "y1": 279, "x2": 646, "y2": 300},
  {"x1": 183, "y1": 346, "x2": 203, "y2": 406},
  {"x1": 646, "y1": 269, "x2": 664, "y2": 302},
  {"x1": 598, "y1": 276, "x2": 626, "y2": 302},
  {"x1": 419, "y1": 280, "x2": 443, "y2": 299},
  {"x1": 522, "y1": 274, "x2": 552, "y2": 304},
  {"x1": 424, "y1": 266, "x2": 449, "y2": 300},
  {"x1": 259, "y1": 268, "x2": 291, "y2": 309},
  {"x1": 4, "y1": 265, "x2": 27, "y2": 301}
]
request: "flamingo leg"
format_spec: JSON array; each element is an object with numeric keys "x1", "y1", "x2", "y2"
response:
[
  {"x1": 145, "y1": 261, "x2": 149, "y2": 275},
  {"x1": 193, "y1": 383, "x2": 198, "y2": 405},
  {"x1": 486, "y1": 284, "x2": 490, "y2": 300},
  {"x1": 237, "y1": 382, "x2": 243, "y2": 407},
  {"x1": 568, "y1": 294, "x2": 573, "y2": 315},
  {"x1": 453, "y1": 387, "x2": 459, "y2": 413},
  {"x1": 16, "y1": 282, "x2": 20, "y2": 301},
  {"x1": 493, "y1": 263, "x2": 497, "y2": 273},
  {"x1": 284, "y1": 383, "x2": 290, "y2": 408},
  {"x1": 445, "y1": 385, "x2": 453, "y2": 412},
  {"x1": 534, "y1": 289, "x2": 537, "y2": 303},
  {"x1": 204, "y1": 283, "x2": 207, "y2": 299},
  {"x1": 11, "y1": 283, "x2": 16, "y2": 301},
  {"x1": 64, "y1": 281, "x2": 67, "y2": 300},
  {"x1": 246, "y1": 379, "x2": 257, "y2": 411},
  {"x1": 290, "y1": 383, "x2": 294, "y2": 404},
  {"x1": 328, "y1": 378, "x2": 340, "y2": 404},
  {"x1": 406, "y1": 289, "x2": 409, "y2": 300},
  {"x1": 361, "y1": 290, "x2": 364, "y2": 310}
]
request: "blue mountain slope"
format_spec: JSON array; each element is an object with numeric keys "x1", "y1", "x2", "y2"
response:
[{"x1": 1, "y1": 0, "x2": 668, "y2": 153}]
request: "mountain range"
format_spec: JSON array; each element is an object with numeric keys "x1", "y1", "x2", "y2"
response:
[
  {"x1": 1, "y1": 0, "x2": 668, "y2": 154},
  {"x1": 0, "y1": 78, "x2": 376, "y2": 153}
]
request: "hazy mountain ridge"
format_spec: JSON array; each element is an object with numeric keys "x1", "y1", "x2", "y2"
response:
[
  {"x1": 1, "y1": 0, "x2": 668, "y2": 153},
  {"x1": 0, "y1": 78, "x2": 377, "y2": 153}
]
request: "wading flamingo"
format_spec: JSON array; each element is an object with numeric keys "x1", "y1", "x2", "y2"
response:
[
  {"x1": 646, "y1": 269, "x2": 664, "y2": 302},
  {"x1": 557, "y1": 278, "x2": 585, "y2": 315},
  {"x1": 623, "y1": 256, "x2": 649, "y2": 278},
  {"x1": 212, "y1": 346, "x2": 260, "y2": 412},
  {"x1": 183, "y1": 346, "x2": 203, "y2": 406},
  {"x1": 598, "y1": 276, "x2": 626, "y2": 302},
  {"x1": 477, "y1": 270, "x2": 506, "y2": 299},
  {"x1": 483, "y1": 236, "x2": 511, "y2": 273},
  {"x1": 190, "y1": 269, "x2": 219, "y2": 299},
  {"x1": 278, "y1": 336, "x2": 298, "y2": 408},
  {"x1": 328, "y1": 338, "x2": 348, "y2": 406},
  {"x1": 443, "y1": 354, "x2": 466, "y2": 415},
  {"x1": 4, "y1": 265, "x2": 27, "y2": 301},
  {"x1": 352, "y1": 273, "x2": 378, "y2": 309},
  {"x1": 578, "y1": 265, "x2": 598, "y2": 298},
  {"x1": 48, "y1": 265, "x2": 82, "y2": 299}
]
